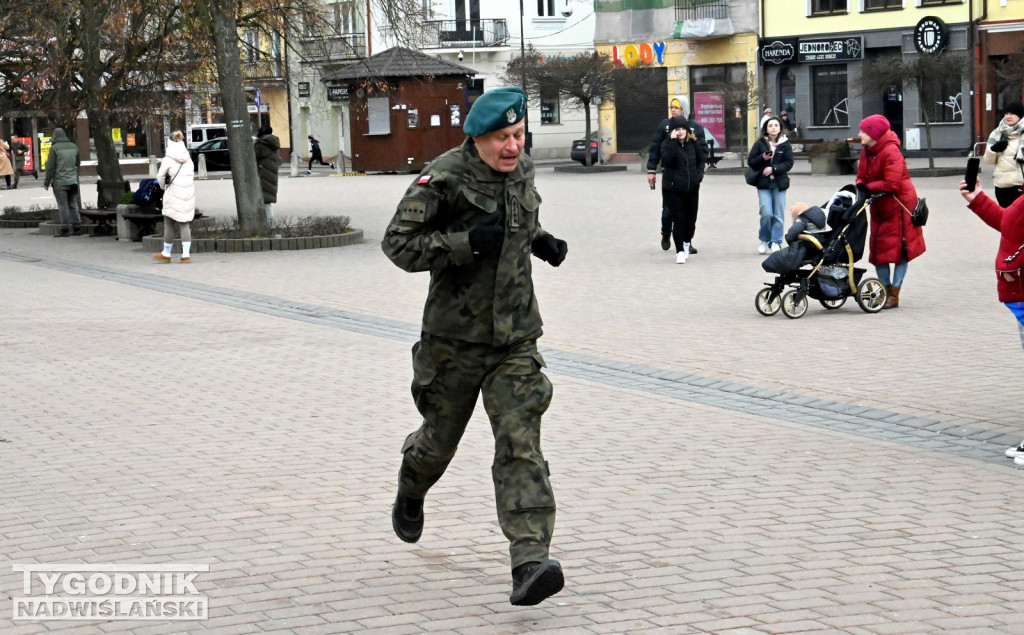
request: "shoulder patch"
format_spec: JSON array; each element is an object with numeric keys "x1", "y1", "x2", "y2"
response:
[
  {"x1": 399, "y1": 199, "x2": 428, "y2": 223},
  {"x1": 417, "y1": 174, "x2": 432, "y2": 185}
]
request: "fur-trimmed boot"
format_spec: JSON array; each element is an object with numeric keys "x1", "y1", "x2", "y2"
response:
[{"x1": 884, "y1": 285, "x2": 900, "y2": 309}]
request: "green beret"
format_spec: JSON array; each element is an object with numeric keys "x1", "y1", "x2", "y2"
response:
[{"x1": 464, "y1": 86, "x2": 527, "y2": 137}]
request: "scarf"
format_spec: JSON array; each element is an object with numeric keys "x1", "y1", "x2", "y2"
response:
[
  {"x1": 766, "y1": 134, "x2": 789, "y2": 152},
  {"x1": 987, "y1": 117, "x2": 1024, "y2": 147}
]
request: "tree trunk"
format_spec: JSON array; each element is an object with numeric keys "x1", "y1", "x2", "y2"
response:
[
  {"x1": 582, "y1": 98, "x2": 592, "y2": 166},
  {"x1": 209, "y1": 0, "x2": 267, "y2": 235},
  {"x1": 79, "y1": 5, "x2": 125, "y2": 198},
  {"x1": 918, "y1": 86, "x2": 935, "y2": 170}
]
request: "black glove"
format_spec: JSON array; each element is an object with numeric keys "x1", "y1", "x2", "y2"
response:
[
  {"x1": 990, "y1": 134, "x2": 1009, "y2": 153},
  {"x1": 856, "y1": 182, "x2": 871, "y2": 198},
  {"x1": 532, "y1": 234, "x2": 568, "y2": 267},
  {"x1": 468, "y1": 224, "x2": 504, "y2": 258}
]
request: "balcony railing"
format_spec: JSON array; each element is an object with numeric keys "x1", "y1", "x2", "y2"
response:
[
  {"x1": 241, "y1": 58, "x2": 285, "y2": 82},
  {"x1": 299, "y1": 33, "x2": 367, "y2": 64},
  {"x1": 416, "y1": 19, "x2": 510, "y2": 49},
  {"x1": 675, "y1": 0, "x2": 729, "y2": 20}
]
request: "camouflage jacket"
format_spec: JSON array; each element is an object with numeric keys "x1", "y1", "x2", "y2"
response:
[{"x1": 382, "y1": 138, "x2": 550, "y2": 347}]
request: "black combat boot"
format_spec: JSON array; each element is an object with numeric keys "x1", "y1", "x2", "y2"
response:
[
  {"x1": 391, "y1": 491, "x2": 423, "y2": 543},
  {"x1": 510, "y1": 559, "x2": 564, "y2": 606}
]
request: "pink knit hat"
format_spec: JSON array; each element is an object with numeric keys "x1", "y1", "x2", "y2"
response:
[{"x1": 859, "y1": 114, "x2": 890, "y2": 141}]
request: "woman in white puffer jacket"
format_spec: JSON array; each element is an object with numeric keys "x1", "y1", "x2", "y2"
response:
[
  {"x1": 983, "y1": 102, "x2": 1024, "y2": 208},
  {"x1": 153, "y1": 130, "x2": 196, "y2": 263}
]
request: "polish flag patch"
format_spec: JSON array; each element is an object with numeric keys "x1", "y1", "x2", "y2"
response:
[{"x1": 417, "y1": 174, "x2": 432, "y2": 185}]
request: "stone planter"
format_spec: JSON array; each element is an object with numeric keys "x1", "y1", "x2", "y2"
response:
[
  {"x1": 810, "y1": 153, "x2": 842, "y2": 176},
  {"x1": 142, "y1": 229, "x2": 364, "y2": 253}
]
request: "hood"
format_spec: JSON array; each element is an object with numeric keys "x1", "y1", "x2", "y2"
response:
[
  {"x1": 52, "y1": 128, "x2": 68, "y2": 142},
  {"x1": 866, "y1": 129, "x2": 901, "y2": 155},
  {"x1": 671, "y1": 95, "x2": 690, "y2": 119},
  {"x1": 165, "y1": 139, "x2": 190, "y2": 163},
  {"x1": 257, "y1": 134, "x2": 281, "y2": 151}
]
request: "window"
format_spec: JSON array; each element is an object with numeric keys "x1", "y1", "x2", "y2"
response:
[
  {"x1": 537, "y1": 0, "x2": 555, "y2": 17},
  {"x1": 333, "y1": 1, "x2": 357, "y2": 34},
  {"x1": 540, "y1": 89, "x2": 559, "y2": 124},
  {"x1": 243, "y1": 30, "x2": 259, "y2": 65},
  {"x1": 865, "y1": 0, "x2": 902, "y2": 10},
  {"x1": 919, "y1": 0, "x2": 959, "y2": 5},
  {"x1": 367, "y1": 97, "x2": 391, "y2": 135},
  {"x1": 811, "y1": 0, "x2": 847, "y2": 15},
  {"x1": 921, "y1": 75, "x2": 963, "y2": 123},
  {"x1": 675, "y1": 0, "x2": 729, "y2": 20},
  {"x1": 812, "y1": 65, "x2": 848, "y2": 126}
]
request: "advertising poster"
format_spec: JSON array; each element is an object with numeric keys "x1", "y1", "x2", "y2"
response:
[
  {"x1": 39, "y1": 136, "x2": 52, "y2": 172},
  {"x1": 694, "y1": 92, "x2": 726, "y2": 148}
]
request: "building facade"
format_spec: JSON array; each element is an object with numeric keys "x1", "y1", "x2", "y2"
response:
[
  {"x1": 594, "y1": 0, "x2": 761, "y2": 159},
  {"x1": 761, "y1": 0, "x2": 976, "y2": 152},
  {"x1": 976, "y1": 1, "x2": 1024, "y2": 137}
]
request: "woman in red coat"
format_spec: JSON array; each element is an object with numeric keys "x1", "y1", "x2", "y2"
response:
[
  {"x1": 856, "y1": 114, "x2": 926, "y2": 308},
  {"x1": 960, "y1": 177, "x2": 1024, "y2": 465}
]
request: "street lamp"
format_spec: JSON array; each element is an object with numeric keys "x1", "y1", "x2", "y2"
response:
[{"x1": 519, "y1": 0, "x2": 531, "y2": 155}]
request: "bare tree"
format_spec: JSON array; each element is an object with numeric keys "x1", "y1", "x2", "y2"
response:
[
  {"x1": 860, "y1": 51, "x2": 971, "y2": 169},
  {"x1": 504, "y1": 47, "x2": 616, "y2": 167}
]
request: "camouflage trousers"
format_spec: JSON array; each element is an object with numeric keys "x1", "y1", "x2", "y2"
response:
[{"x1": 399, "y1": 333, "x2": 556, "y2": 569}]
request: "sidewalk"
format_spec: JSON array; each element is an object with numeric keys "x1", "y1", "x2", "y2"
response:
[{"x1": 2, "y1": 166, "x2": 1022, "y2": 632}]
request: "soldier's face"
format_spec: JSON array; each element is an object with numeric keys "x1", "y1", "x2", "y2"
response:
[{"x1": 474, "y1": 120, "x2": 526, "y2": 172}]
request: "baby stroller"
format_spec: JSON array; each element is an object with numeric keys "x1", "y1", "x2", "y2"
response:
[{"x1": 754, "y1": 185, "x2": 888, "y2": 319}]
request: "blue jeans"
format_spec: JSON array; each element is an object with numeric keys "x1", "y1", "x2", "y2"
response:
[
  {"x1": 874, "y1": 262, "x2": 908, "y2": 287},
  {"x1": 757, "y1": 184, "x2": 785, "y2": 244}
]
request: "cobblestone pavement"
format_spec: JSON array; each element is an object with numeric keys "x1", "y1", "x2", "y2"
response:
[{"x1": 2, "y1": 162, "x2": 1023, "y2": 633}]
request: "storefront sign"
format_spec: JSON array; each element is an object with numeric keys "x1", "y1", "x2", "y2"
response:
[
  {"x1": 327, "y1": 86, "x2": 349, "y2": 102},
  {"x1": 694, "y1": 92, "x2": 725, "y2": 149},
  {"x1": 914, "y1": 16, "x2": 948, "y2": 55},
  {"x1": 14, "y1": 136, "x2": 33, "y2": 171},
  {"x1": 298, "y1": 82, "x2": 310, "y2": 98},
  {"x1": 797, "y1": 37, "x2": 863, "y2": 62},
  {"x1": 126, "y1": 134, "x2": 136, "y2": 147},
  {"x1": 611, "y1": 42, "x2": 666, "y2": 67},
  {"x1": 760, "y1": 38, "x2": 797, "y2": 65}
]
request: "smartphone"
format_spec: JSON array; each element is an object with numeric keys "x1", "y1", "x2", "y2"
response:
[{"x1": 965, "y1": 157, "x2": 980, "y2": 191}]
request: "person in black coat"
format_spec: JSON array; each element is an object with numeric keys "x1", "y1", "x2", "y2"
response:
[
  {"x1": 254, "y1": 126, "x2": 282, "y2": 223},
  {"x1": 647, "y1": 95, "x2": 706, "y2": 253},
  {"x1": 747, "y1": 117, "x2": 795, "y2": 254},
  {"x1": 660, "y1": 116, "x2": 707, "y2": 264}
]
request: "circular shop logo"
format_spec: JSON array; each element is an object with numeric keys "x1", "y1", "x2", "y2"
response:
[{"x1": 914, "y1": 16, "x2": 948, "y2": 55}]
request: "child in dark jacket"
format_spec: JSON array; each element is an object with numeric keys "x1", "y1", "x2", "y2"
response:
[{"x1": 660, "y1": 116, "x2": 707, "y2": 264}]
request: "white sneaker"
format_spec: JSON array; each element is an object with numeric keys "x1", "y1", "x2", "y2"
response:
[
  {"x1": 1005, "y1": 441, "x2": 1024, "y2": 459},
  {"x1": 1016, "y1": 455, "x2": 1024, "y2": 466},
  {"x1": 769, "y1": 243, "x2": 782, "y2": 253},
  {"x1": 758, "y1": 241, "x2": 768, "y2": 255},
  {"x1": 305, "y1": 170, "x2": 312, "y2": 175},
  {"x1": 675, "y1": 251, "x2": 688, "y2": 264},
  {"x1": 330, "y1": 162, "x2": 336, "y2": 169}
]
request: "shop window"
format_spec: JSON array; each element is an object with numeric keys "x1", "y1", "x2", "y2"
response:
[
  {"x1": 540, "y1": 90, "x2": 559, "y2": 125},
  {"x1": 865, "y1": 0, "x2": 901, "y2": 10},
  {"x1": 690, "y1": 62, "x2": 748, "y2": 151},
  {"x1": 812, "y1": 65, "x2": 849, "y2": 126},
  {"x1": 811, "y1": 0, "x2": 847, "y2": 15},
  {"x1": 367, "y1": 97, "x2": 391, "y2": 135},
  {"x1": 921, "y1": 75, "x2": 963, "y2": 123}
]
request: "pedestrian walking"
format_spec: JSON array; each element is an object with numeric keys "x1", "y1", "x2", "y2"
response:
[
  {"x1": 382, "y1": 85, "x2": 569, "y2": 607},
  {"x1": 983, "y1": 101, "x2": 1024, "y2": 208},
  {"x1": 0, "y1": 138, "x2": 13, "y2": 189},
  {"x1": 152, "y1": 131, "x2": 196, "y2": 264},
  {"x1": 759, "y1": 106, "x2": 774, "y2": 130},
  {"x1": 779, "y1": 110, "x2": 798, "y2": 136},
  {"x1": 747, "y1": 116, "x2": 794, "y2": 254},
  {"x1": 7, "y1": 136, "x2": 29, "y2": 189},
  {"x1": 856, "y1": 114, "x2": 925, "y2": 309},
  {"x1": 254, "y1": 126, "x2": 282, "y2": 224},
  {"x1": 959, "y1": 174, "x2": 1024, "y2": 464},
  {"x1": 647, "y1": 95, "x2": 704, "y2": 253},
  {"x1": 305, "y1": 135, "x2": 333, "y2": 175},
  {"x1": 42, "y1": 127, "x2": 82, "y2": 237},
  {"x1": 660, "y1": 116, "x2": 706, "y2": 264}
]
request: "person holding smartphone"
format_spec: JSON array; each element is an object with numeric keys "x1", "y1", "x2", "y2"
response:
[
  {"x1": 747, "y1": 117, "x2": 794, "y2": 254},
  {"x1": 959, "y1": 174, "x2": 1024, "y2": 465},
  {"x1": 983, "y1": 102, "x2": 1024, "y2": 208}
]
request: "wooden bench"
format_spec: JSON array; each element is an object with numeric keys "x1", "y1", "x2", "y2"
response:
[
  {"x1": 121, "y1": 211, "x2": 205, "y2": 242},
  {"x1": 78, "y1": 210, "x2": 117, "y2": 236}
]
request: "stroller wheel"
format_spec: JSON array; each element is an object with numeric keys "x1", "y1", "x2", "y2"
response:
[
  {"x1": 819, "y1": 296, "x2": 847, "y2": 310},
  {"x1": 856, "y1": 278, "x2": 888, "y2": 313},
  {"x1": 755, "y1": 288, "x2": 781, "y2": 316},
  {"x1": 781, "y1": 289, "x2": 808, "y2": 319}
]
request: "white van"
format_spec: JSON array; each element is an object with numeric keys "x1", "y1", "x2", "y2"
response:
[{"x1": 186, "y1": 124, "x2": 229, "y2": 150}]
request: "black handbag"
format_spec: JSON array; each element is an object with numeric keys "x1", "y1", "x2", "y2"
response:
[
  {"x1": 894, "y1": 196, "x2": 928, "y2": 228},
  {"x1": 744, "y1": 166, "x2": 760, "y2": 186}
]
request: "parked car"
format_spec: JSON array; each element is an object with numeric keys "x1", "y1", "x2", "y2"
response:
[
  {"x1": 570, "y1": 132, "x2": 599, "y2": 165},
  {"x1": 190, "y1": 137, "x2": 230, "y2": 171}
]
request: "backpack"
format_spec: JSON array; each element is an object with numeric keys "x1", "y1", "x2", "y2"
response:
[{"x1": 132, "y1": 178, "x2": 163, "y2": 208}]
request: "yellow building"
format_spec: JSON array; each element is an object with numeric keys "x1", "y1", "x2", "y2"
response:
[{"x1": 594, "y1": 0, "x2": 761, "y2": 157}]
